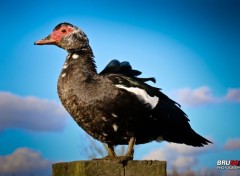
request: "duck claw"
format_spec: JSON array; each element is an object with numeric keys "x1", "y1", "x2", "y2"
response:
[{"x1": 116, "y1": 155, "x2": 133, "y2": 164}]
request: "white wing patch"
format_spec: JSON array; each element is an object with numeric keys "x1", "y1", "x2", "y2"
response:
[{"x1": 116, "y1": 85, "x2": 159, "y2": 109}]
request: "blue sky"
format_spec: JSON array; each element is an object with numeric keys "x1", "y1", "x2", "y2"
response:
[{"x1": 1, "y1": 0, "x2": 240, "y2": 175}]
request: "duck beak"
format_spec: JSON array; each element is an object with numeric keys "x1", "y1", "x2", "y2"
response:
[{"x1": 34, "y1": 35, "x2": 57, "y2": 45}]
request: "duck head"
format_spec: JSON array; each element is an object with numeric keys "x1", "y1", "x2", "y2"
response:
[{"x1": 34, "y1": 22, "x2": 90, "y2": 52}]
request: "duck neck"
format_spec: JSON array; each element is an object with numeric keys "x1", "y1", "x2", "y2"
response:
[{"x1": 61, "y1": 46, "x2": 97, "y2": 82}]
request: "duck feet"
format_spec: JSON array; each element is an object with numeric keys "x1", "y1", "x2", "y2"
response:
[
  {"x1": 92, "y1": 143, "x2": 116, "y2": 160},
  {"x1": 116, "y1": 155, "x2": 133, "y2": 163},
  {"x1": 93, "y1": 137, "x2": 136, "y2": 163}
]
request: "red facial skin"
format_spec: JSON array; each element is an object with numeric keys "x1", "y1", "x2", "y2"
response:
[
  {"x1": 51, "y1": 26, "x2": 74, "y2": 42},
  {"x1": 35, "y1": 26, "x2": 74, "y2": 45}
]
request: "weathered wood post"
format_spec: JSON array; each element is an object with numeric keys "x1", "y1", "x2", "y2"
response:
[{"x1": 52, "y1": 160, "x2": 167, "y2": 176}]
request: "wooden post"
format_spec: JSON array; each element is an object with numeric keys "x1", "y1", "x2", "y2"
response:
[{"x1": 52, "y1": 160, "x2": 166, "y2": 176}]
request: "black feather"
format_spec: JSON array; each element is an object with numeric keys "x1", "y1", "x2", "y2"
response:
[
  {"x1": 100, "y1": 59, "x2": 155, "y2": 83},
  {"x1": 53, "y1": 22, "x2": 74, "y2": 31},
  {"x1": 38, "y1": 23, "x2": 212, "y2": 153},
  {"x1": 104, "y1": 73, "x2": 211, "y2": 146}
]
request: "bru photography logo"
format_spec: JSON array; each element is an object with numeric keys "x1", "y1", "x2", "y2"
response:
[{"x1": 217, "y1": 160, "x2": 240, "y2": 170}]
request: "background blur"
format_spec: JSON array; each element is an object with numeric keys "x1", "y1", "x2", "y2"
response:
[{"x1": 0, "y1": 0, "x2": 240, "y2": 175}]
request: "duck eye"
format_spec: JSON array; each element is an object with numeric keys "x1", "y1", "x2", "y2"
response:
[{"x1": 61, "y1": 29, "x2": 67, "y2": 33}]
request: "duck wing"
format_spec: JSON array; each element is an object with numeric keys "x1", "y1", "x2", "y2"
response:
[
  {"x1": 104, "y1": 72, "x2": 212, "y2": 146},
  {"x1": 99, "y1": 59, "x2": 156, "y2": 83}
]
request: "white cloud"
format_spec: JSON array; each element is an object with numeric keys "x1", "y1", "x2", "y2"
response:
[
  {"x1": 225, "y1": 88, "x2": 240, "y2": 102},
  {"x1": 166, "y1": 142, "x2": 214, "y2": 155},
  {"x1": 143, "y1": 148, "x2": 169, "y2": 161},
  {"x1": 172, "y1": 86, "x2": 240, "y2": 106},
  {"x1": 172, "y1": 155, "x2": 197, "y2": 169},
  {"x1": 224, "y1": 138, "x2": 240, "y2": 150},
  {"x1": 0, "y1": 91, "x2": 68, "y2": 131},
  {"x1": 0, "y1": 148, "x2": 51, "y2": 176},
  {"x1": 143, "y1": 142, "x2": 214, "y2": 171},
  {"x1": 174, "y1": 86, "x2": 216, "y2": 106}
]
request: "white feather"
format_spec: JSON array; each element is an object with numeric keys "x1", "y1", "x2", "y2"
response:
[
  {"x1": 61, "y1": 73, "x2": 66, "y2": 77},
  {"x1": 63, "y1": 63, "x2": 68, "y2": 69},
  {"x1": 72, "y1": 54, "x2": 79, "y2": 59},
  {"x1": 112, "y1": 124, "x2": 118, "y2": 132},
  {"x1": 116, "y1": 85, "x2": 159, "y2": 109},
  {"x1": 111, "y1": 113, "x2": 118, "y2": 118}
]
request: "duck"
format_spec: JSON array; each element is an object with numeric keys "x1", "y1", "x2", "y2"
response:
[{"x1": 34, "y1": 22, "x2": 212, "y2": 161}]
